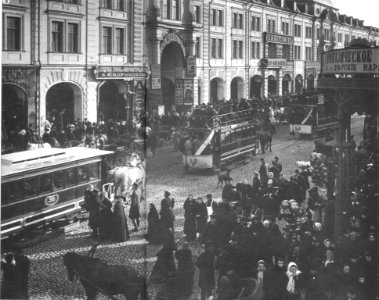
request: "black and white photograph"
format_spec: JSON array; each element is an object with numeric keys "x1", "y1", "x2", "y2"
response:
[{"x1": 1, "y1": 0, "x2": 378, "y2": 299}]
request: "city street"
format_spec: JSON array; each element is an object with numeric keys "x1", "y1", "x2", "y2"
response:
[{"x1": 19, "y1": 116, "x2": 364, "y2": 300}]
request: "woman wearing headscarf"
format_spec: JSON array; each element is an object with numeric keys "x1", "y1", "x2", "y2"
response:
[
  {"x1": 183, "y1": 195, "x2": 197, "y2": 242},
  {"x1": 112, "y1": 196, "x2": 130, "y2": 242},
  {"x1": 195, "y1": 197, "x2": 208, "y2": 236},
  {"x1": 146, "y1": 203, "x2": 164, "y2": 244},
  {"x1": 285, "y1": 262, "x2": 304, "y2": 300}
]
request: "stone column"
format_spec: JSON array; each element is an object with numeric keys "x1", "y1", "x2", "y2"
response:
[
  {"x1": 277, "y1": 68, "x2": 283, "y2": 96},
  {"x1": 262, "y1": 69, "x2": 268, "y2": 97}
]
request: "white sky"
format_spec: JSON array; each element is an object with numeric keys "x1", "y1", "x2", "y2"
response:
[{"x1": 332, "y1": 0, "x2": 379, "y2": 28}]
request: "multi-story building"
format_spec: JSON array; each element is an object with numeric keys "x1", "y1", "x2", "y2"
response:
[
  {"x1": 2, "y1": 0, "x2": 379, "y2": 138},
  {"x1": 145, "y1": 0, "x2": 379, "y2": 112},
  {"x1": 2, "y1": 0, "x2": 146, "y2": 138}
]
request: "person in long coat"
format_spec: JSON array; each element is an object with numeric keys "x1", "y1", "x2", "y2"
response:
[
  {"x1": 146, "y1": 203, "x2": 164, "y2": 244},
  {"x1": 195, "y1": 197, "x2": 208, "y2": 236},
  {"x1": 284, "y1": 262, "x2": 304, "y2": 300},
  {"x1": 150, "y1": 241, "x2": 177, "y2": 284},
  {"x1": 183, "y1": 195, "x2": 197, "y2": 242},
  {"x1": 84, "y1": 184, "x2": 102, "y2": 236},
  {"x1": 112, "y1": 196, "x2": 130, "y2": 242},
  {"x1": 196, "y1": 241, "x2": 216, "y2": 300},
  {"x1": 129, "y1": 183, "x2": 141, "y2": 232},
  {"x1": 98, "y1": 192, "x2": 113, "y2": 240},
  {"x1": 160, "y1": 195, "x2": 175, "y2": 230}
]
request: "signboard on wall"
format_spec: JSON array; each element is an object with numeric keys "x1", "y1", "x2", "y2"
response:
[
  {"x1": 183, "y1": 79, "x2": 194, "y2": 105},
  {"x1": 151, "y1": 64, "x2": 161, "y2": 89},
  {"x1": 186, "y1": 56, "x2": 196, "y2": 77},
  {"x1": 94, "y1": 66, "x2": 147, "y2": 79},
  {"x1": 264, "y1": 32, "x2": 294, "y2": 45},
  {"x1": 321, "y1": 48, "x2": 379, "y2": 74},
  {"x1": 175, "y1": 79, "x2": 184, "y2": 105}
]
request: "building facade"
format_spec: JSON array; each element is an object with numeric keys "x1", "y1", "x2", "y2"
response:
[
  {"x1": 2, "y1": 0, "x2": 146, "y2": 137},
  {"x1": 145, "y1": 0, "x2": 379, "y2": 112},
  {"x1": 2, "y1": 0, "x2": 379, "y2": 138}
]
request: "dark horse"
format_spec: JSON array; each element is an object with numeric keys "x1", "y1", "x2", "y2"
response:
[
  {"x1": 63, "y1": 252, "x2": 147, "y2": 300},
  {"x1": 258, "y1": 121, "x2": 275, "y2": 154}
]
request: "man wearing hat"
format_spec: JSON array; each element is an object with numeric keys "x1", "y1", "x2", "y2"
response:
[
  {"x1": 129, "y1": 182, "x2": 141, "y2": 232},
  {"x1": 259, "y1": 158, "x2": 269, "y2": 187},
  {"x1": 270, "y1": 156, "x2": 282, "y2": 181}
]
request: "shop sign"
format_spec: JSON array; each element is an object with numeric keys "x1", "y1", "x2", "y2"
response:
[
  {"x1": 183, "y1": 79, "x2": 194, "y2": 105},
  {"x1": 183, "y1": 155, "x2": 213, "y2": 169},
  {"x1": 151, "y1": 64, "x2": 161, "y2": 89},
  {"x1": 265, "y1": 33, "x2": 294, "y2": 45},
  {"x1": 290, "y1": 124, "x2": 312, "y2": 134},
  {"x1": 175, "y1": 79, "x2": 184, "y2": 105},
  {"x1": 186, "y1": 56, "x2": 196, "y2": 76},
  {"x1": 94, "y1": 66, "x2": 147, "y2": 79},
  {"x1": 322, "y1": 48, "x2": 379, "y2": 74},
  {"x1": 260, "y1": 59, "x2": 286, "y2": 68}
]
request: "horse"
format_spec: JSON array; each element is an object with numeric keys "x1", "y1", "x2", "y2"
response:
[
  {"x1": 109, "y1": 154, "x2": 146, "y2": 198},
  {"x1": 62, "y1": 252, "x2": 147, "y2": 300},
  {"x1": 258, "y1": 122, "x2": 275, "y2": 154},
  {"x1": 217, "y1": 168, "x2": 231, "y2": 188}
]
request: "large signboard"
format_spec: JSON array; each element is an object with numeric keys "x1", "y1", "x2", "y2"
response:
[
  {"x1": 183, "y1": 79, "x2": 194, "y2": 105},
  {"x1": 264, "y1": 33, "x2": 294, "y2": 45},
  {"x1": 94, "y1": 66, "x2": 147, "y2": 79},
  {"x1": 321, "y1": 48, "x2": 379, "y2": 74},
  {"x1": 183, "y1": 155, "x2": 213, "y2": 169},
  {"x1": 186, "y1": 56, "x2": 196, "y2": 77}
]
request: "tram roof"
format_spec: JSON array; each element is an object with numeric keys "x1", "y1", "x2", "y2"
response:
[{"x1": 1, "y1": 147, "x2": 113, "y2": 177}]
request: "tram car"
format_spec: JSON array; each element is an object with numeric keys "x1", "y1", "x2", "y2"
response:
[
  {"x1": 1, "y1": 147, "x2": 113, "y2": 241},
  {"x1": 183, "y1": 109, "x2": 260, "y2": 170},
  {"x1": 288, "y1": 94, "x2": 339, "y2": 137}
]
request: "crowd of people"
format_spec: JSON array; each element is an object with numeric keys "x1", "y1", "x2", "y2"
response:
[{"x1": 146, "y1": 139, "x2": 377, "y2": 300}]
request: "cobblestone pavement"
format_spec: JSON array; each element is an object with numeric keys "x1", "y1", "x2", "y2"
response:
[{"x1": 19, "y1": 117, "x2": 364, "y2": 300}]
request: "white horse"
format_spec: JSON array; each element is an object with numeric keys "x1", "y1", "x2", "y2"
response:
[{"x1": 109, "y1": 154, "x2": 146, "y2": 198}]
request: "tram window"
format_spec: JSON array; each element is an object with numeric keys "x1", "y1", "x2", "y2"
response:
[
  {"x1": 24, "y1": 177, "x2": 38, "y2": 197},
  {"x1": 77, "y1": 166, "x2": 89, "y2": 183},
  {"x1": 65, "y1": 168, "x2": 77, "y2": 187},
  {"x1": 53, "y1": 170, "x2": 65, "y2": 190},
  {"x1": 40, "y1": 173, "x2": 53, "y2": 194},
  {"x1": 1, "y1": 183, "x2": 10, "y2": 204},
  {"x1": 88, "y1": 163, "x2": 99, "y2": 180},
  {"x1": 8, "y1": 180, "x2": 24, "y2": 202}
]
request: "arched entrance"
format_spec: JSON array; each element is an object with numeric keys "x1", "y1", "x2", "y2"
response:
[
  {"x1": 210, "y1": 77, "x2": 224, "y2": 104},
  {"x1": 282, "y1": 74, "x2": 292, "y2": 95},
  {"x1": 295, "y1": 75, "x2": 304, "y2": 93},
  {"x1": 99, "y1": 80, "x2": 128, "y2": 122},
  {"x1": 2, "y1": 84, "x2": 28, "y2": 140},
  {"x1": 250, "y1": 75, "x2": 262, "y2": 98},
  {"x1": 307, "y1": 74, "x2": 315, "y2": 91},
  {"x1": 46, "y1": 82, "x2": 82, "y2": 130},
  {"x1": 161, "y1": 42, "x2": 185, "y2": 112},
  {"x1": 230, "y1": 77, "x2": 244, "y2": 100},
  {"x1": 268, "y1": 75, "x2": 277, "y2": 95}
]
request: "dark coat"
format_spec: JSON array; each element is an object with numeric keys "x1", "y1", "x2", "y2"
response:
[
  {"x1": 222, "y1": 183, "x2": 234, "y2": 202},
  {"x1": 84, "y1": 189, "x2": 102, "y2": 232},
  {"x1": 183, "y1": 198, "x2": 197, "y2": 241},
  {"x1": 98, "y1": 196, "x2": 113, "y2": 240},
  {"x1": 196, "y1": 250, "x2": 215, "y2": 290},
  {"x1": 112, "y1": 200, "x2": 130, "y2": 242},
  {"x1": 195, "y1": 202, "x2": 208, "y2": 233},
  {"x1": 129, "y1": 189, "x2": 141, "y2": 219},
  {"x1": 147, "y1": 205, "x2": 164, "y2": 244}
]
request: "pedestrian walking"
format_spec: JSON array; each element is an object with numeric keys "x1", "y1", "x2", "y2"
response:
[
  {"x1": 183, "y1": 195, "x2": 197, "y2": 241},
  {"x1": 84, "y1": 184, "x2": 102, "y2": 236},
  {"x1": 259, "y1": 158, "x2": 269, "y2": 187},
  {"x1": 146, "y1": 203, "x2": 164, "y2": 244},
  {"x1": 98, "y1": 192, "x2": 113, "y2": 240},
  {"x1": 285, "y1": 262, "x2": 304, "y2": 300},
  {"x1": 195, "y1": 197, "x2": 208, "y2": 237},
  {"x1": 196, "y1": 241, "x2": 216, "y2": 300},
  {"x1": 112, "y1": 196, "x2": 130, "y2": 242},
  {"x1": 129, "y1": 183, "x2": 141, "y2": 232}
]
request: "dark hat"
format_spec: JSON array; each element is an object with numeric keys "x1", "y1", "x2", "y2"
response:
[
  {"x1": 226, "y1": 177, "x2": 233, "y2": 181},
  {"x1": 164, "y1": 191, "x2": 171, "y2": 196},
  {"x1": 132, "y1": 183, "x2": 138, "y2": 188},
  {"x1": 206, "y1": 193, "x2": 212, "y2": 198},
  {"x1": 275, "y1": 156, "x2": 279, "y2": 160},
  {"x1": 115, "y1": 195, "x2": 126, "y2": 201},
  {"x1": 210, "y1": 213, "x2": 218, "y2": 219}
]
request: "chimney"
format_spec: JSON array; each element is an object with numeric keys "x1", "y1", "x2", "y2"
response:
[
  {"x1": 294, "y1": 1, "x2": 297, "y2": 11},
  {"x1": 281, "y1": 0, "x2": 285, "y2": 7},
  {"x1": 305, "y1": 3, "x2": 309, "y2": 13}
]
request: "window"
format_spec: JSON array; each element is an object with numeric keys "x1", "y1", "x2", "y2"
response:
[
  {"x1": 24, "y1": 177, "x2": 38, "y2": 198},
  {"x1": 65, "y1": 168, "x2": 76, "y2": 187},
  {"x1": 53, "y1": 170, "x2": 65, "y2": 190},
  {"x1": 251, "y1": 16, "x2": 260, "y2": 31},
  {"x1": 217, "y1": 39, "x2": 223, "y2": 58},
  {"x1": 294, "y1": 24, "x2": 302, "y2": 37},
  {"x1": 305, "y1": 46, "x2": 312, "y2": 61},
  {"x1": 4, "y1": 16, "x2": 21, "y2": 51},
  {"x1": 316, "y1": 28, "x2": 320, "y2": 39},
  {"x1": 281, "y1": 21, "x2": 289, "y2": 35},
  {"x1": 232, "y1": 40, "x2": 243, "y2": 58},
  {"x1": 67, "y1": 23, "x2": 78, "y2": 53},
  {"x1": 267, "y1": 19, "x2": 276, "y2": 33},
  {"x1": 115, "y1": 0, "x2": 125, "y2": 11},
  {"x1": 195, "y1": 5, "x2": 201, "y2": 23},
  {"x1": 239, "y1": 41, "x2": 243, "y2": 58},
  {"x1": 351, "y1": 35, "x2": 356, "y2": 40},
  {"x1": 53, "y1": 0, "x2": 80, "y2": 3},
  {"x1": 211, "y1": 9, "x2": 223, "y2": 26},
  {"x1": 88, "y1": 163, "x2": 100, "y2": 180},
  {"x1": 101, "y1": 0, "x2": 112, "y2": 9},
  {"x1": 305, "y1": 26, "x2": 312, "y2": 39},
  {"x1": 324, "y1": 28, "x2": 330, "y2": 40},
  {"x1": 52, "y1": 21, "x2": 63, "y2": 52},
  {"x1": 115, "y1": 28, "x2": 124, "y2": 54},
  {"x1": 283, "y1": 44, "x2": 291, "y2": 59},
  {"x1": 345, "y1": 34, "x2": 349, "y2": 43},
  {"x1": 218, "y1": 10, "x2": 223, "y2": 27},
  {"x1": 268, "y1": 43, "x2": 277, "y2": 58},
  {"x1": 40, "y1": 174, "x2": 53, "y2": 194},
  {"x1": 195, "y1": 36, "x2": 201, "y2": 58},
  {"x1": 233, "y1": 13, "x2": 243, "y2": 29},
  {"x1": 251, "y1": 41, "x2": 260, "y2": 59},
  {"x1": 294, "y1": 45, "x2": 301, "y2": 60},
  {"x1": 172, "y1": 0, "x2": 180, "y2": 20},
  {"x1": 338, "y1": 33, "x2": 342, "y2": 43},
  {"x1": 211, "y1": 38, "x2": 216, "y2": 58},
  {"x1": 102, "y1": 26, "x2": 112, "y2": 54},
  {"x1": 77, "y1": 166, "x2": 89, "y2": 183}
]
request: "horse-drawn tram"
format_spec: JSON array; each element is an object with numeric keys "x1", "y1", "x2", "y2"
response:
[
  {"x1": 184, "y1": 109, "x2": 260, "y2": 170},
  {"x1": 1, "y1": 147, "x2": 113, "y2": 245},
  {"x1": 287, "y1": 93, "x2": 339, "y2": 137}
]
